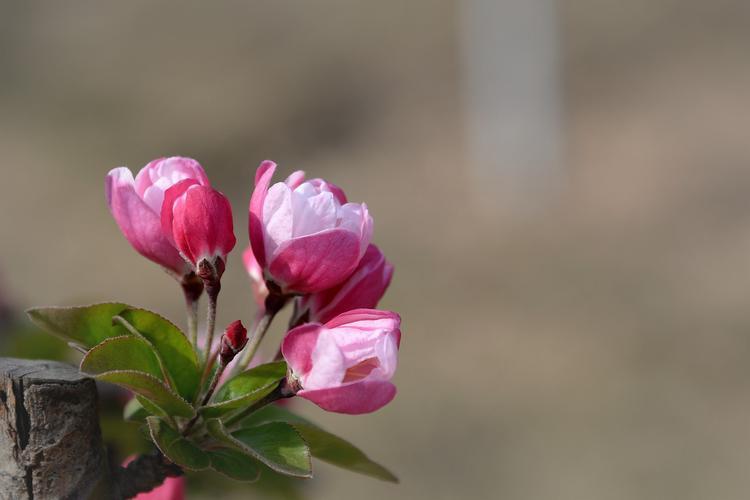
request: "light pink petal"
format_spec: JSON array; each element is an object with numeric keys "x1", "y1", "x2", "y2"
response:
[
  {"x1": 242, "y1": 245, "x2": 268, "y2": 308},
  {"x1": 106, "y1": 168, "x2": 188, "y2": 274},
  {"x1": 285, "y1": 170, "x2": 306, "y2": 189},
  {"x1": 262, "y1": 183, "x2": 294, "y2": 258},
  {"x1": 303, "y1": 328, "x2": 347, "y2": 389},
  {"x1": 282, "y1": 323, "x2": 324, "y2": 377},
  {"x1": 308, "y1": 178, "x2": 348, "y2": 204},
  {"x1": 268, "y1": 228, "x2": 361, "y2": 293},
  {"x1": 291, "y1": 189, "x2": 337, "y2": 237},
  {"x1": 248, "y1": 160, "x2": 277, "y2": 268},
  {"x1": 298, "y1": 380, "x2": 397, "y2": 414},
  {"x1": 325, "y1": 309, "x2": 401, "y2": 331}
]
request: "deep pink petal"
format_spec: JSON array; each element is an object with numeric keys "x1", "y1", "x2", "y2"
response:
[
  {"x1": 282, "y1": 323, "x2": 324, "y2": 377},
  {"x1": 298, "y1": 380, "x2": 396, "y2": 414},
  {"x1": 160, "y1": 178, "x2": 201, "y2": 246},
  {"x1": 106, "y1": 168, "x2": 188, "y2": 274},
  {"x1": 123, "y1": 456, "x2": 185, "y2": 500},
  {"x1": 306, "y1": 244, "x2": 394, "y2": 323},
  {"x1": 248, "y1": 160, "x2": 277, "y2": 268},
  {"x1": 172, "y1": 185, "x2": 236, "y2": 265},
  {"x1": 325, "y1": 308, "x2": 401, "y2": 330},
  {"x1": 269, "y1": 229, "x2": 361, "y2": 293}
]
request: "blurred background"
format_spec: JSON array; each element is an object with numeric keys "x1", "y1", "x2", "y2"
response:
[{"x1": 2, "y1": 1, "x2": 750, "y2": 499}]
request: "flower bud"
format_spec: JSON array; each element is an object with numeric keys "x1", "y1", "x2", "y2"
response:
[
  {"x1": 248, "y1": 161, "x2": 373, "y2": 294},
  {"x1": 281, "y1": 309, "x2": 400, "y2": 414},
  {"x1": 300, "y1": 244, "x2": 393, "y2": 324},
  {"x1": 161, "y1": 181, "x2": 236, "y2": 278},
  {"x1": 220, "y1": 320, "x2": 248, "y2": 365},
  {"x1": 105, "y1": 157, "x2": 209, "y2": 276}
]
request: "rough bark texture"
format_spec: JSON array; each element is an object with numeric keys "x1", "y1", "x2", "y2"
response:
[{"x1": 0, "y1": 358, "x2": 112, "y2": 499}]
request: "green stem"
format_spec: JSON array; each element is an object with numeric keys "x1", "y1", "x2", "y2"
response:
[
  {"x1": 236, "y1": 310, "x2": 276, "y2": 371},
  {"x1": 203, "y1": 288, "x2": 219, "y2": 363}
]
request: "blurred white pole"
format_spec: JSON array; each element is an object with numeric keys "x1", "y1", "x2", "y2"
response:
[{"x1": 460, "y1": 0, "x2": 564, "y2": 211}]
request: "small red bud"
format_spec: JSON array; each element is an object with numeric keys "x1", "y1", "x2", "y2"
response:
[{"x1": 220, "y1": 320, "x2": 248, "y2": 365}]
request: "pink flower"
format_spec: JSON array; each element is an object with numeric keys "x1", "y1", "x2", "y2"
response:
[
  {"x1": 105, "y1": 157, "x2": 209, "y2": 276},
  {"x1": 161, "y1": 182, "x2": 236, "y2": 273},
  {"x1": 248, "y1": 161, "x2": 373, "y2": 294},
  {"x1": 282, "y1": 309, "x2": 400, "y2": 414},
  {"x1": 243, "y1": 245, "x2": 268, "y2": 309},
  {"x1": 300, "y1": 244, "x2": 394, "y2": 324},
  {"x1": 122, "y1": 456, "x2": 184, "y2": 500}
]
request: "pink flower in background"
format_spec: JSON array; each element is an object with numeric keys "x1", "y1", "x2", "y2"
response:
[
  {"x1": 248, "y1": 161, "x2": 373, "y2": 294},
  {"x1": 162, "y1": 181, "x2": 236, "y2": 273},
  {"x1": 243, "y1": 245, "x2": 268, "y2": 309},
  {"x1": 105, "y1": 157, "x2": 209, "y2": 276},
  {"x1": 123, "y1": 457, "x2": 184, "y2": 500},
  {"x1": 282, "y1": 309, "x2": 400, "y2": 414},
  {"x1": 301, "y1": 244, "x2": 393, "y2": 324}
]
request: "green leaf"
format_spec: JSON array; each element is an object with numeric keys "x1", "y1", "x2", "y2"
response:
[
  {"x1": 136, "y1": 395, "x2": 168, "y2": 418},
  {"x1": 115, "y1": 308, "x2": 200, "y2": 401},
  {"x1": 206, "y1": 418, "x2": 311, "y2": 478},
  {"x1": 200, "y1": 362, "x2": 287, "y2": 418},
  {"x1": 240, "y1": 406, "x2": 398, "y2": 482},
  {"x1": 97, "y1": 371, "x2": 195, "y2": 418},
  {"x1": 147, "y1": 417, "x2": 209, "y2": 471},
  {"x1": 207, "y1": 447, "x2": 261, "y2": 482},
  {"x1": 26, "y1": 303, "x2": 129, "y2": 348},
  {"x1": 293, "y1": 423, "x2": 398, "y2": 483},
  {"x1": 80, "y1": 335, "x2": 164, "y2": 380}
]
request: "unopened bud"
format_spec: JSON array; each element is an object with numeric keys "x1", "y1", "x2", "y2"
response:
[{"x1": 220, "y1": 320, "x2": 248, "y2": 365}]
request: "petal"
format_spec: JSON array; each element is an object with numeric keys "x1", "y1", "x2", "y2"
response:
[
  {"x1": 303, "y1": 328, "x2": 347, "y2": 389},
  {"x1": 248, "y1": 160, "x2": 277, "y2": 268},
  {"x1": 285, "y1": 170, "x2": 306, "y2": 189},
  {"x1": 106, "y1": 168, "x2": 188, "y2": 274},
  {"x1": 282, "y1": 323, "x2": 324, "y2": 377},
  {"x1": 172, "y1": 185, "x2": 236, "y2": 264},
  {"x1": 325, "y1": 309, "x2": 401, "y2": 331},
  {"x1": 291, "y1": 189, "x2": 337, "y2": 237},
  {"x1": 160, "y1": 178, "x2": 201, "y2": 246},
  {"x1": 298, "y1": 380, "x2": 397, "y2": 414},
  {"x1": 262, "y1": 182, "x2": 294, "y2": 258},
  {"x1": 268, "y1": 228, "x2": 361, "y2": 293},
  {"x1": 309, "y1": 244, "x2": 393, "y2": 323}
]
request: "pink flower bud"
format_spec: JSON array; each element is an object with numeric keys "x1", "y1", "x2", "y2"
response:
[
  {"x1": 220, "y1": 320, "x2": 248, "y2": 364},
  {"x1": 300, "y1": 244, "x2": 394, "y2": 324},
  {"x1": 243, "y1": 245, "x2": 269, "y2": 310},
  {"x1": 161, "y1": 182, "x2": 236, "y2": 273},
  {"x1": 105, "y1": 157, "x2": 209, "y2": 276},
  {"x1": 281, "y1": 309, "x2": 400, "y2": 414},
  {"x1": 248, "y1": 161, "x2": 373, "y2": 294}
]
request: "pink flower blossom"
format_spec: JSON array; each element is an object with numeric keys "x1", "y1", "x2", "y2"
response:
[
  {"x1": 122, "y1": 456, "x2": 184, "y2": 500},
  {"x1": 282, "y1": 309, "x2": 400, "y2": 414},
  {"x1": 105, "y1": 157, "x2": 209, "y2": 275},
  {"x1": 248, "y1": 161, "x2": 373, "y2": 294},
  {"x1": 161, "y1": 181, "x2": 236, "y2": 273},
  {"x1": 301, "y1": 244, "x2": 393, "y2": 324}
]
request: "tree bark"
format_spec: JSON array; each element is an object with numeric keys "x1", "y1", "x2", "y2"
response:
[{"x1": 0, "y1": 357, "x2": 112, "y2": 499}]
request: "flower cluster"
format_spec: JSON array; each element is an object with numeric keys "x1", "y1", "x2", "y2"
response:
[{"x1": 106, "y1": 157, "x2": 400, "y2": 414}]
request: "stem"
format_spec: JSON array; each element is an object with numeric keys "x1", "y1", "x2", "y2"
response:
[
  {"x1": 236, "y1": 310, "x2": 275, "y2": 371},
  {"x1": 184, "y1": 360, "x2": 227, "y2": 435},
  {"x1": 203, "y1": 284, "x2": 220, "y2": 363},
  {"x1": 181, "y1": 274, "x2": 203, "y2": 351}
]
